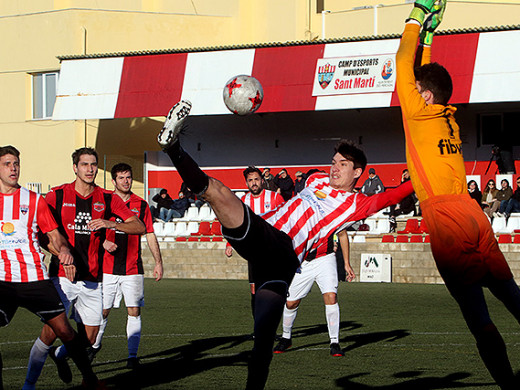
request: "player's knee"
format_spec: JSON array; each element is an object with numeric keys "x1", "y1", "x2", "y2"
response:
[
  {"x1": 323, "y1": 293, "x2": 337, "y2": 305},
  {"x1": 286, "y1": 300, "x2": 300, "y2": 310}
]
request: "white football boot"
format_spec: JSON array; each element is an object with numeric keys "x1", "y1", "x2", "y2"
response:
[{"x1": 157, "y1": 100, "x2": 192, "y2": 148}]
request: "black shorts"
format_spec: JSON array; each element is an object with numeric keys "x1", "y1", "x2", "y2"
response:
[
  {"x1": 0, "y1": 279, "x2": 66, "y2": 327},
  {"x1": 223, "y1": 204, "x2": 300, "y2": 292}
]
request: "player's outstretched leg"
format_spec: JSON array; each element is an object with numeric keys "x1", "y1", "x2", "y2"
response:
[
  {"x1": 246, "y1": 283, "x2": 287, "y2": 390},
  {"x1": 159, "y1": 101, "x2": 244, "y2": 229}
]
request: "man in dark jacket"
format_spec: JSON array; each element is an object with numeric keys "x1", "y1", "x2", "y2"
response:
[
  {"x1": 262, "y1": 168, "x2": 278, "y2": 192},
  {"x1": 151, "y1": 189, "x2": 174, "y2": 222},
  {"x1": 274, "y1": 169, "x2": 294, "y2": 201},
  {"x1": 360, "y1": 168, "x2": 385, "y2": 196},
  {"x1": 294, "y1": 171, "x2": 306, "y2": 194}
]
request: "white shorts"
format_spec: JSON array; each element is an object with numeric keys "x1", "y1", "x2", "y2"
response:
[
  {"x1": 287, "y1": 253, "x2": 338, "y2": 301},
  {"x1": 51, "y1": 277, "x2": 103, "y2": 326},
  {"x1": 102, "y1": 274, "x2": 144, "y2": 309}
]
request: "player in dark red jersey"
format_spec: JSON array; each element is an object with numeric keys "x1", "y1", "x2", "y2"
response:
[
  {"x1": 91, "y1": 162, "x2": 163, "y2": 369},
  {"x1": 0, "y1": 145, "x2": 101, "y2": 390},
  {"x1": 24, "y1": 148, "x2": 145, "y2": 386},
  {"x1": 157, "y1": 101, "x2": 414, "y2": 390}
]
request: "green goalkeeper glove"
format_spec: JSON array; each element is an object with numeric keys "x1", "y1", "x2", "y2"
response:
[
  {"x1": 420, "y1": 0, "x2": 446, "y2": 45},
  {"x1": 408, "y1": 0, "x2": 444, "y2": 25}
]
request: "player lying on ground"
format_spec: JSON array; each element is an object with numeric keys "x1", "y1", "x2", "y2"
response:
[
  {"x1": 156, "y1": 100, "x2": 414, "y2": 390},
  {"x1": 397, "y1": 1, "x2": 520, "y2": 388}
]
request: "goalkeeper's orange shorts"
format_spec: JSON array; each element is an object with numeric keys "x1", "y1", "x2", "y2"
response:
[{"x1": 421, "y1": 193, "x2": 513, "y2": 285}]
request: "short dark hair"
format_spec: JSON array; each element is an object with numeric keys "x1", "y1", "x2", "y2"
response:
[
  {"x1": 243, "y1": 166, "x2": 262, "y2": 180},
  {"x1": 414, "y1": 62, "x2": 453, "y2": 105},
  {"x1": 72, "y1": 147, "x2": 98, "y2": 166},
  {"x1": 111, "y1": 163, "x2": 133, "y2": 180},
  {"x1": 0, "y1": 145, "x2": 20, "y2": 159},
  {"x1": 160, "y1": 188, "x2": 168, "y2": 195},
  {"x1": 334, "y1": 140, "x2": 367, "y2": 172}
]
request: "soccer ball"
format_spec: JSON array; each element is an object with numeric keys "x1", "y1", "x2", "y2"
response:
[{"x1": 223, "y1": 75, "x2": 264, "y2": 115}]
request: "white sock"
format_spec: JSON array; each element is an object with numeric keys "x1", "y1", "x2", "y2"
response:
[
  {"x1": 23, "y1": 337, "x2": 50, "y2": 389},
  {"x1": 281, "y1": 306, "x2": 298, "y2": 339},
  {"x1": 325, "y1": 303, "x2": 340, "y2": 344},
  {"x1": 93, "y1": 317, "x2": 108, "y2": 349},
  {"x1": 127, "y1": 315, "x2": 141, "y2": 358},
  {"x1": 55, "y1": 344, "x2": 68, "y2": 360}
]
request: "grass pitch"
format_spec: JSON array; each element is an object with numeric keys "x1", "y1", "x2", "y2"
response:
[{"x1": 2, "y1": 279, "x2": 519, "y2": 389}]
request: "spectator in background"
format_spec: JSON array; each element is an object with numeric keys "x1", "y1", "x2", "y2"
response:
[
  {"x1": 274, "y1": 168, "x2": 294, "y2": 201},
  {"x1": 360, "y1": 168, "x2": 385, "y2": 196},
  {"x1": 294, "y1": 171, "x2": 306, "y2": 194},
  {"x1": 181, "y1": 182, "x2": 205, "y2": 209},
  {"x1": 502, "y1": 177, "x2": 520, "y2": 218},
  {"x1": 495, "y1": 179, "x2": 513, "y2": 217},
  {"x1": 388, "y1": 169, "x2": 417, "y2": 232},
  {"x1": 262, "y1": 168, "x2": 278, "y2": 192},
  {"x1": 481, "y1": 179, "x2": 499, "y2": 218},
  {"x1": 170, "y1": 191, "x2": 190, "y2": 219},
  {"x1": 152, "y1": 189, "x2": 175, "y2": 222},
  {"x1": 467, "y1": 180, "x2": 482, "y2": 205}
]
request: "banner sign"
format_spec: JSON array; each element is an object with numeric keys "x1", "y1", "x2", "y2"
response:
[
  {"x1": 360, "y1": 253, "x2": 392, "y2": 283},
  {"x1": 312, "y1": 55, "x2": 396, "y2": 96}
]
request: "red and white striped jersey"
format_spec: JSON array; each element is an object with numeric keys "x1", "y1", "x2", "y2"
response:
[
  {"x1": 241, "y1": 190, "x2": 285, "y2": 215},
  {"x1": 0, "y1": 187, "x2": 58, "y2": 282},
  {"x1": 264, "y1": 172, "x2": 413, "y2": 262}
]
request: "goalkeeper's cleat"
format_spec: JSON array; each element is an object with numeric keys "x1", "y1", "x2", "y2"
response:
[
  {"x1": 157, "y1": 100, "x2": 192, "y2": 148},
  {"x1": 273, "y1": 337, "x2": 292, "y2": 353},
  {"x1": 330, "y1": 343, "x2": 345, "y2": 357}
]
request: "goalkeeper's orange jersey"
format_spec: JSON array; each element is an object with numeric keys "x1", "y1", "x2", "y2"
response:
[{"x1": 396, "y1": 23, "x2": 467, "y2": 203}]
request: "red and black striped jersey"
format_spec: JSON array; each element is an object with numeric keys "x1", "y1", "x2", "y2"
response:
[
  {"x1": 103, "y1": 193, "x2": 154, "y2": 275},
  {"x1": 0, "y1": 187, "x2": 58, "y2": 282},
  {"x1": 45, "y1": 182, "x2": 135, "y2": 282}
]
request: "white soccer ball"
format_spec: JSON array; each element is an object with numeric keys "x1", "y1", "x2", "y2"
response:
[{"x1": 223, "y1": 75, "x2": 264, "y2": 115}]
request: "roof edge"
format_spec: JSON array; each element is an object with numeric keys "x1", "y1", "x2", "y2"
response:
[{"x1": 57, "y1": 24, "x2": 520, "y2": 61}]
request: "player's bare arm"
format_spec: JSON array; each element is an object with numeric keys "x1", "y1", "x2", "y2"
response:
[
  {"x1": 338, "y1": 230, "x2": 355, "y2": 282},
  {"x1": 146, "y1": 232, "x2": 163, "y2": 281},
  {"x1": 46, "y1": 228, "x2": 74, "y2": 266},
  {"x1": 88, "y1": 215, "x2": 145, "y2": 234}
]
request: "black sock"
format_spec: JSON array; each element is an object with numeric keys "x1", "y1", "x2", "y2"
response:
[
  {"x1": 63, "y1": 334, "x2": 97, "y2": 386},
  {"x1": 164, "y1": 142, "x2": 209, "y2": 196},
  {"x1": 246, "y1": 285, "x2": 286, "y2": 390},
  {"x1": 0, "y1": 351, "x2": 4, "y2": 390},
  {"x1": 475, "y1": 324, "x2": 516, "y2": 389}
]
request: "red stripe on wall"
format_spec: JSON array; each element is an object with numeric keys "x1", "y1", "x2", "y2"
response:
[
  {"x1": 114, "y1": 53, "x2": 188, "y2": 118},
  {"x1": 252, "y1": 45, "x2": 325, "y2": 113},
  {"x1": 391, "y1": 33, "x2": 480, "y2": 107}
]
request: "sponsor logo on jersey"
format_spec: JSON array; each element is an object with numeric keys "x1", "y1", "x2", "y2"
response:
[
  {"x1": 314, "y1": 190, "x2": 327, "y2": 200},
  {"x1": 381, "y1": 58, "x2": 394, "y2": 80},
  {"x1": 1, "y1": 222, "x2": 15, "y2": 236},
  {"x1": 20, "y1": 204, "x2": 29, "y2": 215},
  {"x1": 68, "y1": 212, "x2": 92, "y2": 235},
  {"x1": 437, "y1": 139, "x2": 462, "y2": 155},
  {"x1": 63, "y1": 203, "x2": 75, "y2": 207},
  {"x1": 317, "y1": 63, "x2": 336, "y2": 89},
  {"x1": 93, "y1": 202, "x2": 105, "y2": 212}
]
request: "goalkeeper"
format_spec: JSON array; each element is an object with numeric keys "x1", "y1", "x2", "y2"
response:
[{"x1": 397, "y1": 1, "x2": 520, "y2": 388}]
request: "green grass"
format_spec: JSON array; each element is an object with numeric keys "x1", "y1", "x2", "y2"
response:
[{"x1": 2, "y1": 280, "x2": 520, "y2": 389}]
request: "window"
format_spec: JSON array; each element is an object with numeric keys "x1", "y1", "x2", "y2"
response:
[{"x1": 32, "y1": 72, "x2": 58, "y2": 119}]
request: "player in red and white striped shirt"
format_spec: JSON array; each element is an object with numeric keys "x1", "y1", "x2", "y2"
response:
[
  {"x1": 225, "y1": 166, "x2": 285, "y2": 327},
  {"x1": 0, "y1": 145, "x2": 101, "y2": 389},
  {"x1": 158, "y1": 100, "x2": 413, "y2": 390}
]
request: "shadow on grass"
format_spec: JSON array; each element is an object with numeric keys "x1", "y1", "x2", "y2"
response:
[
  {"x1": 277, "y1": 321, "x2": 410, "y2": 354},
  {"x1": 335, "y1": 371, "x2": 493, "y2": 389},
  {"x1": 79, "y1": 334, "x2": 252, "y2": 389}
]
